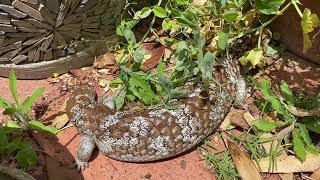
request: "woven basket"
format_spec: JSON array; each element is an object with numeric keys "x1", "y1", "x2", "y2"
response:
[{"x1": 0, "y1": 0, "x2": 126, "y2": 79}]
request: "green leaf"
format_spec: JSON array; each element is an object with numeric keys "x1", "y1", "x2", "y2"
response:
[
  {"x1": 6, "y1": 138, "x2": 23, "y2": 154},
  {"x1": 239, "y1": 47, "x2": 263, "y2": 67},
  {"x1": 0, "y1": 127, "x2": 19, "y2": 135},
  {"x1": 158, "y1": 75, "x2": 173, "y2": 97},
  {"x1": 304, "y1": 117, "x2": 320, "y2": 134},
  {"x1": 223, "y1": 12, "x2": 239, "y2": 23},
  {"x1": 134, "y1": 7, "x2": 152, "y2": 19},
  {"x1": 115, "y1": 87, "x2": 127, "y2": 110},
  {"x1": 0, "y1": 133, "x2": 8, "y2": 154},
  {"x1": 199, "y1": 52, "x2": 214, "y2": 80},
  {"x1": 252, "y1": 119, "x2": 278, "y2": 132},
  {"x1": 293, "y1": 128, "x2": 306, "y2": 161},
  {"x1": 299, "y1": 124, "x2": 319, "y2": 155},
  {"x1": 15, "y1": 146, "x2": 38, "y2": 168},
  {"x1": 153, "y1": 6, "x2": 167, "y2": 18},
  {"x1": 162, "y1": 18, "x2": 171, "y2": 31},
  {"x1": 301, "y1": 8, "x2": 320, "y2": 53},
  {"x1": 3, "y1": 107, "x2": 19, "y2": 115},
  {"x1": 218, "y1": 27, "x2": 230, "y2": 50},
  {"x1": 132, "y1": 48, "x2": 146, "y2": 63},
  {"x1": 28, "y1": 120, "x2": 59, "y2": 134},
  {"x1": 157, "y1": 59, "x2": 166, "y2": 76},
  {"x1": 21, "y1": 87, "x2": 45, "y2": 113},
  {"x1": 258, "y1": 79, "x2": 295, "y2": 123},
  {"x1": 6, "y1": 120, "x2": 21, "y2": 129},
  {"x1": 128, "y1": 74, "x2": 160, "y2": 105},
  {"x1": 9, "y1": 71, "x2": 19, "y2": 106},
  {"x1": 123, "y1": 29, "x2": 136, "y2": 46},
  {"x1": 0, "y1": 97, "x2": 13, "y2": 109},
  {"x1": 280, "y1": 81, "x2": 295, "y2": 106},
  {"x1": 255, "y1": 0, "x2": 285, "y2": 15}
]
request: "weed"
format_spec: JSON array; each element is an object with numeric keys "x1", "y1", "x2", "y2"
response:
[
  {"x1": 109, "y1": 0, "x2": 320, "y2": 111},
  {"x1": 0, "y1": 71, "x2": 58, "y2": 168}
]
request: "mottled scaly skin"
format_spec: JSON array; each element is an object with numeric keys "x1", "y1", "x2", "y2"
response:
[{"x1": 66, "y1": 58, "x2": 247, "y2": 170}]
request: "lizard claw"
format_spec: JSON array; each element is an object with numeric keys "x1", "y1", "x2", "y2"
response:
[{"x1": 73, "y1": 158, "x2": 89, "y2": 171}]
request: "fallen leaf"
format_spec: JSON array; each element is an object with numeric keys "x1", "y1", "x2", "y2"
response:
[
  {"x1": 222, "y1": 108, "x2": 249, "y2": 130},
  {"x1": 93, "y1": 52, "x2": 116, "y2": 69},
  {"x1": 258, "y1": 153, "x2": 320, "y2": 173},
  {"x1": 69, "y1": 68, "x2": 87, "y2": 77},
  {"x1": 142, "y1": 45, "x2": 165, "y2": 70},
  {"x1": 310, "y1": 167, "x2": 320, "y2": 180},
  {"x1": 219, "y1": 114, "x2": 236, "y2": 131},
  {"x1": 227, "y1": 138, "x2": 262, "y2": 180},
  {"x1": 286, "y1": 105, "x2": 320, "y2": 117},
  {"x1": 51, "y1": 114, "x2": 69, "y2": 129},
  {"x1": 243, "y1": 111, "x2": 256, "y2": 126}
]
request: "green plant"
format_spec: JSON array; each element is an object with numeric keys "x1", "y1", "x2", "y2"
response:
[
  {"x1": 254, "y1": 79, "x2": 319, "y2": 161},
  {"x1": 0, "y1": 71, "x2": 58, "y2": 168},
  {"x1": 110, "y1": 0, "x2": 319, "y2": 110},
  {"x1": 0, "y1": 127, "x2": 37, "y2": 168},
  {"x1": 0, "y1": 71, "x2": 58, "y2": 134},
  {"x1": 202, "y1": 139, "x2": 239, "y2": 180}
]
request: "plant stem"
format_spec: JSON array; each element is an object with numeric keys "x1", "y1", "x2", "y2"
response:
[{"x1": 293, "y1": 1, "x2": 303, "y2": 18}]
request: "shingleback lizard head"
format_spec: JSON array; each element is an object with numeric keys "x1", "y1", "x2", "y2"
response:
[{"x1": 66, "y1": 84, "x2": 97, "y2": 124}]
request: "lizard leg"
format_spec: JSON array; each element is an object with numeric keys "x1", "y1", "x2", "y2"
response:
[
  {"x1": 75, "y1": 135, "x2": 96, "y2": 171},
  {"x1": 99, "y1": 95, "x2": 115, "y2": 110},
  {"x1": 234, "y1": 75, "x2": 250, "y2": 109}
]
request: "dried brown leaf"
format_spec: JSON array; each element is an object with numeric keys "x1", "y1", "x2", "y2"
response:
[
  {"x1": 258, "y1": 153, "x2": 320, "y2": 173},
  {"x1": 142, "y1": 45, "x2": 165, "y2": 70},
  {"x1": 93, "y1": 52, "x2": 116, "y2": 69},
  {"x1": 310, "y1": 167, "x2": 320, "y2": 180},
  {"x1": 227, "y1": 139, "x2": 262, "y2": 180},
  {"x1": 51, "y1": 113, "x2": 69, "y2": 129},
  {"x1": 287, "y1": 106, "x2": 320, "y2": 117}
]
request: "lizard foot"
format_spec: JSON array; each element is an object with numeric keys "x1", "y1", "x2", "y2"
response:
[{"x1": 73, "y1": 158, "x2": 89, "y2": 171}]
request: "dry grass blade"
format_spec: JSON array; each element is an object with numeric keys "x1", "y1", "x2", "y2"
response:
[{"x1": 226, "y1": 138, "x2": 262, "y2": 180}]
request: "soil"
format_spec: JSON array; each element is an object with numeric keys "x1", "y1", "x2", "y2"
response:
[{"x1": 0, "y1": 52, "x2": 319, "y2": 180}]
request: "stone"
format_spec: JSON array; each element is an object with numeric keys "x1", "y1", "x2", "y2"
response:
[
  {"x1": 12, "y1": 0, "x2": 44, "y2": 21},
  {"x1": 0, "y1": 37, "x2": 26, "y2": 47},
  {"x1": 0, "y1": 41, "x2": 22, "y2": 55},
  {"x1": 27, "y1": 48, "x2": 37, "y2": 62},
  {"x1": 11, "y1": 54, "x2": 28, "y2": 64},
  {"x1": 40, "y1": 33, "x2": 54, "y2": 51},
  {"x1": 33, "y1": 47, "x2": 41, "y2": 62},
  {"x1": 17, "y1": 26, "x2": 47, "y2": 33},
  {"x1": 44, "y1": 48, "x2": 53, "y2": 60},
  {"x1": 11, "y1": 19, "x2": 35, "y2": 28},
  {"x1": 0, "y1": 15, "x2": 10, "y2": 24},
  {"x1": 0, "y1": 48, "x2": 22, "y2": 62},
  {"x1": 53, "y1": 31, "x2": 67, "y2": 46},
  {"x1": 26, "y1": 19, "x2": 53, "y2": 30},
  {"x1": 19, "y1": 36, "x2": 45, "y2": 54},
  {"x1": 7, "y1": 32, "x2": 42, "y2": 38},
  {"x1": 23, "y1": 33, "x2": 48, "y2": 45},
  {"x1": 0, "y1": 4, "x2": 27, "y2": 18},
  {"x1": 39, "y1": 4, "x2": 56, "y2": 26},
  {"x1": 45, "y1": 0, "x2": 61, "y2": 14},
  {"x1": 57, "y1": 24, "x2": 81, "y2": 31},
  {"x1": 55, "y1": 0, "x2": 72, "y2": 28},
  {"x1": 20, "y1": 0, "x2": 39, "y2": 5},
  {"x1": 0, "y1": 24, "x2": 17, "y2": 32}
]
